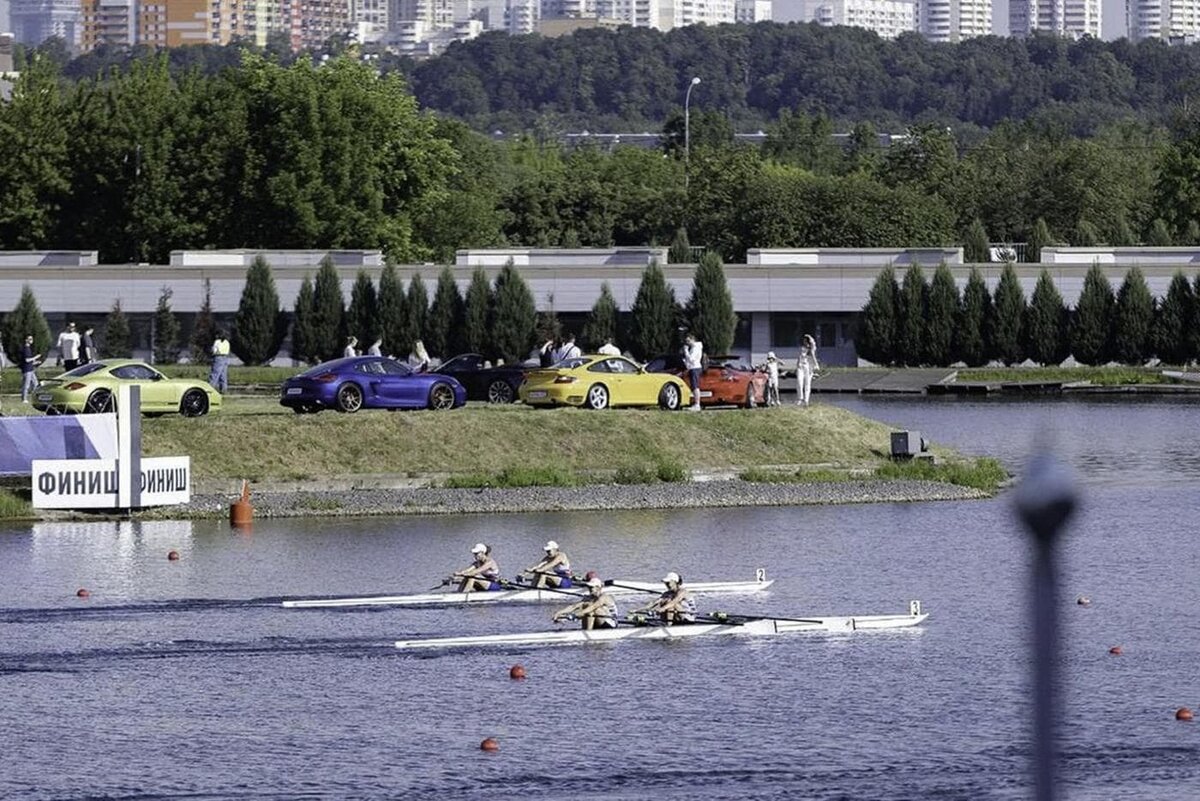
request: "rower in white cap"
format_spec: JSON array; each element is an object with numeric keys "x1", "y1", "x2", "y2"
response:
[
  {"x1": 522, "y1": 540, "x2": 573, "y2": 588},
  {"x1": 635, "y1": 572, "x2": 697, "y2": 624},
  {"x1": 454, "y1": 543, "x2": 501, "y2": 592},
  {"x1": 552, "y1": 577, "x2": 619, "y2": 630}
]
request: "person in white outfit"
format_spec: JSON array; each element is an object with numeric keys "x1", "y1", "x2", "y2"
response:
[
  {"x1": 764, "y1": 351, "x2": 781, "y2": 406},
  {"x1": 555, "y1": 334, "x2": 582, "y2": 363},
  {"x1": 343, "y1": 336, "x2": 359, "y2": 358},
  {"x1": 367, "y1": 338, "x2": 383, "y2": 357},
  {"x1": 796, "y1": 334, "x2": 819, "y2": 406},
  {"x1": 57, "y1": 322, "x2": 81, "y2": 370},
  {"x1": 597, "y1": 337, "x2": 620, "y2": 357},
  {"x1": 682, "y1": 333, "x2": 704, "y2": 410}
]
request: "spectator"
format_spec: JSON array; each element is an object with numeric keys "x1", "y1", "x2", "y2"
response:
[
  {"x1": 555, "y1": 333, "x2": 581, "y2": 362},
  {"x1": 409, "y1": 340, "x2": 430, "y2": 372},
  {"x1": 367, "y1": 338, "x2": 383, "y2": 357},
  {"x1": 597, "y1": 337, "x2": 620, "y2": 357},
  {"x1": 80, "y1": 326, "x2": 97, "y2": 365},
  {"x1": 344, "y1": 336, "x2": 359, "y2": 358},
  {"x1": 538, "y1": 339, "x2": 557, "y2": 367},
  {"x1": 210, "y1": 331, "x2": 231, "y2": 394},
  {"x1": 682, "y1": 333, "x2": 704, "y2": 411},
  {"x1": 21, "y1": 334, "x2": 42, "y2": 403},
  {"x1": 764, "y1": 351, "x2": 781, "y2": 406},
  {"x1": 796, "y1": 334, "x2": 819, "y2": 407},
  {"x1": 57, "y1": 322, "x2": 81, "y2": 370}
]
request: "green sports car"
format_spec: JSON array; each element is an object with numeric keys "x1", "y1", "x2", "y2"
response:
[{"x1": 33, "y1": 360, "x2": 222, "y2": 417}]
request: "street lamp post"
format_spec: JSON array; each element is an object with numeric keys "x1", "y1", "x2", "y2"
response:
[{"x1": 684, "y1": 76, "x2": 701, "y2": 192}]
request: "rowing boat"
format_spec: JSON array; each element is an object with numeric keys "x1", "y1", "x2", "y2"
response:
[
  {"x1": 393, "y1": 601, "x2": 927, "y2": 650},
  {"x1": 280, "y1": 570, "x2": 772, "y2": 609}
]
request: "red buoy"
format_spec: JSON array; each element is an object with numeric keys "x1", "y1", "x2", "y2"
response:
[
  {"x1": 230, "y1": 480, "x2": 254, "y2": 528},
  {"x1": 509, "y1": 664, "x2": 526, "y2": 680},
  {"x1": 480, "y1": 737, "x2": 500, "y2": 751},
  {"x1": 1176, "y1": 708, "x2": 1194, "y2": 722},
  {"x1": 167, "y1": 550, "x2": 180, "y2": 561},
  {"x1": 1108, "y1": 646, "x2": 1122, "y2": 655},
  {"x1": 1076, "y1": 596, "x2": 1091, "y2": 606},
  {"x1": 76, "y1": 588, "x2": 90, "y2": 598}
]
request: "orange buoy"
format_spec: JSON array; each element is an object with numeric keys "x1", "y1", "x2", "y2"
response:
[
  {"x1": 1076, "y1": 596, "x2": 1091, "y2": 606},
  {"x1": 1176, "y1": 708, "x2": 1194, "y2": 721},
  {"x1": 76, "y1": 588, "x2": 90, "y2": 598},
  {"x1": 480, "y1": 738, "x2": 500, "y2": 752},
  {"x1": 1108, "y1": 646, "x2": 1122, "y2": 655},
  {"x1": 509, "y1": 664, "x2": 526, "y2": 680},
  {"x1": 167, "y1": 550, "x2": 180, "y2": 561},
  {"x1": 229, "y1": 480, "x2": 254, "y2": 528}
]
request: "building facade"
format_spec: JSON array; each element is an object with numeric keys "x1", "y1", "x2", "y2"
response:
[
  {"x1": 1010, "y1": 0, "x2": 1101, "y2": 38},
  {"x1": 917, "y1": 0, "x2": 990, "y2": 41},
  {"x1": 1128, "y1": 0, "x2": 1200, "y2": 41},
  {"x1": 796, "y1": 0, "x2": 916, "y2": 38},
  {"x1": 735, "y1": 0, "x2": 771, "y2": 21},
  {"x1": 10, "y1": 0, "x2": 81, "y2": 46}
]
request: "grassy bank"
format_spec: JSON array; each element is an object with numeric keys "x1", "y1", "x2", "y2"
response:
[
  {"x1": 955, "y1": 366, "x2": 1176, "y2": 386},
  {"x1": 740, "y1": 457, "x2": 1008, "y2": 494},
  {"x1": 0, "y1": 488, "x2": 35, "y2": 520}
]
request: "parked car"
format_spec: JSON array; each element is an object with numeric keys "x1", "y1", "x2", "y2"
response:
[
  {"x1": 33, "y1": 360, "x2": 222, "y2": 417},
  {"x1": 518, "y1": 355, "x2": 691, "y2": 410},
  {"x1": 645, "y1": 354, "x2": 767, "y2": 408},
  {"x1": 280, "y1": 357, "x2": 466, "y2": 413},
  {"x1": 433, "y1": 353, "x2": 529, "y2": 404}
]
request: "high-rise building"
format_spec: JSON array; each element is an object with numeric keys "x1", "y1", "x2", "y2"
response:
[
  {"x1": 735, "y1": 0, "x2": 770, "y2": 21},
  {"x1": 10, "y1": 0, "x2": 81, "y2": 46},
  {"x1": 791, "y1": 0, "x2": 915, "y2": 38},
  {"x1": 296, "y1": 0, "x2": 351, "y2": 48},
  {"x1": 81, "y1": 0, "x2": 136, "y2": 49},
  {"x1": 1009, "y1": 0, "x2": 1100, "y2": 38},
  {"x1": 1128, "y1": 0, "x2": 1200, "y2": 41},
  {"x1": 917, "y1": 0, "x2": 989, "y2": 41}
]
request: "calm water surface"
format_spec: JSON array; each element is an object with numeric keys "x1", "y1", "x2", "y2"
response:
[{"x1": 1, "y1": 396, "x2": 1198, "y2": 800}]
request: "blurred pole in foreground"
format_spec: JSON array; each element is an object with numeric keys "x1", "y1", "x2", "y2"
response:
[{"x1": 1014, "y1": 453, "x2": 1078, "y2": 801}]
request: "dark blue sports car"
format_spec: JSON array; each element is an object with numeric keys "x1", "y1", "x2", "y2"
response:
[{"x1": 279, "y1": 357, "x2": 467, "y2": 414}]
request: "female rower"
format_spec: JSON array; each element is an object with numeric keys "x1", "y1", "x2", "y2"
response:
[
  {"x1": 455, "y1": 543, "x2": 501, "y2": 592},
  {"x1": 523, "y1": 540, "x2": 573, "y2": 588},
  {"x1": 552, "y1": 578, "x2": 619, "y2": 630},
  {"x1": 636, "y1": 572, "x2": 697, "y2": 624}
]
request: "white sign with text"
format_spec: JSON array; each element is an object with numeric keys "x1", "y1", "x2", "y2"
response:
[{"x1": 31, "y1": 456, "x2": 191, "y2": 509}]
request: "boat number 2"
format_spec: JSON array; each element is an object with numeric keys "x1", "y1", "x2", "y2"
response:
[{"x1": 755, "y1": 568, "x2": 766, "y2": 583}]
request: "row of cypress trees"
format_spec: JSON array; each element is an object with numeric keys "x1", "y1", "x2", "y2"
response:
[{"x1": 858, "y1": 262, "x2": 1200, "y2": 367}]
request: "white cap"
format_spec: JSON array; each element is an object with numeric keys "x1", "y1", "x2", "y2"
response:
[
  {"x1": 662, "y1": 571, "x2": 681, "y2": 584},
  {"x1": 767, "y1": 351, "x2": 776, "y2": 360},
  {"x1": 471, "y1": 543, "x2": 488, "y2": 554},
  {"x1": 544, "y1": 540, "x2": 559, "y2": 551},
  {"x1": 586, "y1": 577, "x2": 603, "y2": 589}
]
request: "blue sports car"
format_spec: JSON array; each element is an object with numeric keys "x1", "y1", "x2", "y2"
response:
[{"x1": 279, "y1": 357, "x2": 467, "y2": 413}]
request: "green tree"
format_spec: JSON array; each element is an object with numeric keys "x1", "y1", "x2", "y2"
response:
[
  {"x1": 897, "y1": 265, "x2": 928, "y2": 366},
  {"x1": 629, "y1": 259, "x2": 679, "y2": 361},
  {"x1": 1147, "y1": 218, "x2": 1174, "y2": 246},
  {"x1": 535, "y1": 293, "x2": 563, "y2": 346},
  {"x1": 1069, "y1": 263, "x2": 1115, "y2": 365},
  {"x1": 963, "y1": 219, "x2": 990, "y2": 263},
  {"x1": 490, "y1": 260, "x2": 537, "y2": 364},
  {"x1": 1024, "y1": 270, "x2": 1068, "y2": 366},
  {"x1": 345, "y1": 270, "x2": 379, "y2": 350},
  {"x1": 462, "y1": 267, "x2": 492, "y2": 355},
  {"x1": 1186, "y1": 220, "x2": 1200, "y2": 245},
  {"x1": 190, "y1": 278, "x2": 216, "y2": 365},
  {"x1": 1154, "y1": 271, "x2": 1194, "y2": 364},
  {"x1": 152, "y1": 286, "x2": 181, "y2": 364},
  {"x1": 1112, "y1": 266, "x2": 1155, "y2": 364},
  {"x1": 582, "y1": 282, "x2": 620, "y2": 351},
  {"x1": 1074, "y1": 219, "x2": 1103, "y2": 246},
  {"x1": 377, "y1": 262, "x2": 408, "y2": 359},
  {"x1": 990, "y1": 263, "x2": 1026, "y2": 364},
  {"x1": 311, "y1": 256, "x2": 346, "y2": 362},
  {"x1": 925, "y1": 263, "x2": 960, "y2": 366},
  {"x1": 1027, "y1": 218, "x2": 1052, "y2": 263},
  {"x1": 231, "y1": 254, "x2": 285, "y2": 365},
  {"x1": 956, "y1": 268, "x2": 991, "y2": 367},
  {"x1": 669, "y1": 227, "x2": 692, "y2": 264},
  {"x1": 291, "y1": 275, "x2": 318, "y2": 364},
  {"x1": 102, "y1": 299, "x2": 132, "y2": 358},
  {"x1": 1, "y1": 284, "x2": 52, "y2": 366},
  {"x1": 857, "y1": 267, "x2": 899, "y2": 366},
  {"x1": 686, "y1": 252, "x2": 737, "y2": 356},
  {"x1": 405, "y1": 273, "x2": 429, "y2": 351},
  {"x1": 427, "y1": 266, "x2": 465, "y2": 358}
]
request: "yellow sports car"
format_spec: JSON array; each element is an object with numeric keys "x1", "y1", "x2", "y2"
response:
[
  {"x1": 33, "y1": 360, "x2": 222, "y2": 417},
  {"x1": 518, "y1": 355, "x2": 692, "y2": 410}
]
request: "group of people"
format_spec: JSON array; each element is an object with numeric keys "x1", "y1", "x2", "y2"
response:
[
  {"x1": 760, "y1": 334, "x2": 820, "y2": 407},
  {"x1": 449, "y1": 541, "x2": 698, "y2": 631},
  {"x1": 15, "y1": 322, "x2": 99, "y2": 403},
  {"x1": 343, "y1": 336, "x2": 432, "y2": 371}
]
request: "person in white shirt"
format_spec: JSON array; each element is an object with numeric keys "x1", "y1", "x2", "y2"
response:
[
  {"x1": 343, "y1": 337, "x2": 359, "y2": 359},
  {"x1": 553, "y1": 577, "x2": 619, "y2": 630},
  {"x1": 555, "y1": 333, "x2": 582, "y2": 363},
  {"x1": 409, "y1": 340, "x2": 430, "y2": 372},
  {"x1": 367, "y1": 338, "x2": 383, "y2": 357},
  {"x1": 682, "y1": 333, "x2": 704, "y2": 411},
  {"x1": 796, "y1": 334, "x2": 819, "y2": 406},
  {"x1": 764, "y1": 351, "x2": 781, "y2": 406},
  {"x1": 210, "y1": 332, "x2": 231, "y2": 393},
  {"x1": 597, "y1": 337, "x2": 621, "y2": 356},
  {"x1": 57, "y1": 322, "x2": 81, "y2": 370}
]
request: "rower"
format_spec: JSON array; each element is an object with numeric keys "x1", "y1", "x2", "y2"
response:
[
  {"x1": 454, "y1": 543, "x2": 501, "y2": 592},
  {"x1": 552, "y1": 577, "x2": 619, "y2": 630},
  {"x1": 523, "y1": 540, "x2": 573, "y2": 588},
  {"x1": 636, "y1": 572, "x2": 697, "y2": 624}
]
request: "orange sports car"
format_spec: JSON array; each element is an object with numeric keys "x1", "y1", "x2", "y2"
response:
[{"x1": 645, "y1": 354, "x2": 767, "y2": 408}]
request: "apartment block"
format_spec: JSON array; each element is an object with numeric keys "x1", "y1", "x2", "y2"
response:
[
  {"x1": 918, "y1": 0, "x2": 990, "y2": 41},
  {"x1": 81, "y1": 0, "x2": 137, "y2": 48},
  {"x1": 10, "y1": 0, "x2": 81, "y2": 46},
  {"x1": 792, "y1": 0, "x2": 915, "y2": 38},
  {"x1": 1128, "y1": 0, "x2": 1200, "y2": 40},
  {"x1": 1010, "y1": 0, "x2": 1100, "y2": 38},
  {"x1": 735, "y1": 0, "x2": 771, "y2": 21}
]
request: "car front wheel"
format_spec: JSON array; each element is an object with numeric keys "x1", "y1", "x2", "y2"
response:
[
  {"x1": 585, "y1": 384, "x2": 610, "y2": 410},
  {"x1": 658, "y1": 383, "x2": 682, "y2": 411},
  {"x1": 487, "y1": 379, "x2": 515, "y2": 404},
  {"x1": 428, "y1": 383, "x2": 456, "y2": 411},
  {"x1": 336, "y1": 384, "x2": 363, "y2": 413},
  {"x1": 180, "y1": 389, "x2": 210, "y2": 417}
]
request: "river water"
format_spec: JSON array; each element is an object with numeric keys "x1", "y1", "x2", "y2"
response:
[{"x1": 1, "y1": 397, "x2": 1197, "y2": 800}]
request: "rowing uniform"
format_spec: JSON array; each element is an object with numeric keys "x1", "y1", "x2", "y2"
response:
[
  {"x1": 588, "y1": 594, "x2": 619, "y2": 629},
  {"x1": 472, "y1": 557, "x2": 501, "y2": 591},
  {"x1": 554, "y1": 556, "x2": 573, "y2": 588},
  {"x1": 658, "y1": 588, "x2": 697, "y2": 624}
]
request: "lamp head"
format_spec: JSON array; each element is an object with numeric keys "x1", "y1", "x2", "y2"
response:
[{"x1": 691, "y1": 76, "x2": 702, "y2": 85}]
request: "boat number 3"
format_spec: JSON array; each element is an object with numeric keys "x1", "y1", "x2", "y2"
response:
[{"x1": 755, "y1": 568, "x2": 767, "y2": 583}]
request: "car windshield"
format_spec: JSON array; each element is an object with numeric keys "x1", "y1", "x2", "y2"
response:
[
  {"x1": 111, "y1": 364, "x2": 162, "y2": 381},
  {"x1": 61, "y1": 363, "x2": 107, "y2": 378},
  {"x1": 299, "y1": 359, "x2": 354, "y2": 377}
]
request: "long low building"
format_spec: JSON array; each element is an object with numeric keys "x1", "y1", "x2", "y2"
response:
[{"x1": 0, "y1": 246, "x2": 1195, "y2": 367}]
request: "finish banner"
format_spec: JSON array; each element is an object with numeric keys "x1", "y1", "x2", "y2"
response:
[
  {"x1": 31, "y1": 456, "x2": 191, "y2": 509},
  {"x1": 0, "y1": 414, "x2": 118, "y2": 476}
]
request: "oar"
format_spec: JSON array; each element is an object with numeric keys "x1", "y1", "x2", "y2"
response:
[
  {"x1": 603, "y1": 579, "x2": 662, "y2": 595},
  {"x1": 706, "y1": 611, "x2": 825, "y2": 625},
  {"x1": 502, "y1": 576, "x2": 587, "y2": 598}
]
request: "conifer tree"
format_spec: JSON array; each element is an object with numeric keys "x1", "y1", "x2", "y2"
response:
[
  {"x1": 377, "y1": 262, "x2": 408, "y2": 359},
  {"x1": 232, "y1": 255, "x2": 285, "y2": 365},
  {"x1": 152, "y1": 286, "x2": 181, "y2": 364},
  {"x1": 1147, "y1": 218, "x2": 1174, "y2": 246},
  {"x1": 686, "y1": 252, "x2": 737, "y2": 356},
  {"x1": 1074, "y1": 219, "x2": 1103, "y2": 247},
  {"x1": 102, "y1": 299, "x2": 132, "y2": 358},
  {"x1": 857, "y1": 266, "x2": 898, "y2": 365},
  {"x1": 629, "y1": 259, "x2": 679, "y2": 361},
  {"x1": 345, "y1": 270, "x2": 379, "y2": 349},
  {"x1": 963, "y1": 219, "x2": 989, "y2": 264},
  {"x1": 291, "y1": 275, "x2": 317, "y2": 364},
  {"x1": 989, "y1": 263, "x2": 1026, "y2": 364},
  {"x1": 490, "y1": 260, "x2": 537, "y2": 364},
  {"x1": 311, "y1": 256, "x2": 346, "y2": 362},
  {"x1": 897, "y1": 264, "x2": 928, "y2": 365},
  {"x1": 582, "y1": 282, "x2": 620, "y2": 351},
  {"x1": 1027, "y1": 218, "x2": 1052, "y2": 263},
  {"x1": 427, "y1": 266, "x2": 464, "y2": 358},
  {"x1": 925, "y1": 263, "x2": 960, "y2": 366},
  {"x1": 1024, "y1": 270, "x2": 1068, "y2": 366},
  {"x1": 463, "y1": 267, "x2": 492, "y2": 355},
  {"x1": 405, "y1": 273, "x2": 429, "y2": 351},
  {"x1": 1069, "y1": 263, "x2": 1115, "y2": 365},
  {"x1": 1, "y1": 284, "x2": 52, "y2": 366},
  {"x1": 669, "y1": 227, "x2": 692, "y2": 264},
  {"x1": 1186, "y1": 221, "x2": 1200, "y2": 245},
  {"x1": 1154, "y1": 271, "x2": 1194, "y2": 364},
  {"x1": 536, "y1": 293, "x2": 563, "y2": 347},
  {"x1": 956, "y1": 268, "x2": 991, "y2": 367},
  {"x1": 1112, "y1": 266, "x2": 1155, "y2": 365}
]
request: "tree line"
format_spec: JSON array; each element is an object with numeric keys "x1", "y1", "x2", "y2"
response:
[{"x1": 858, "y1": 263, "x2": 1200, "y2": 367}]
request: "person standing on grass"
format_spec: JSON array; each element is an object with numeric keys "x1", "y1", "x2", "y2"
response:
[
  {"x1": 210, "y1": 331, "x2": 230, "y2": 394},
  {"x1": 367, "y1": 338, "x2": 383, "y2": 357},
  {"x1": 539, "y1": 338, "x2": 557, "y2": 367},
  {"x1": 764, "y1": 351, "x2": 781, "y2": 406},
  {"x1": 555, "y1": 333, "x2": 581, "y2": 363},
  {"x1": 683, "y1": 333, "x2": 704, "y2": 411},
  {"x1": 56, "y1": 322, "x2": 81, "y2": 371},
  {"x1": 80, "y1": 326, "x2": 97, "y2": 365},
  {"x1": 343, "y1": 336, "x2": 359, "y2": 359},
  {"x1": 21, "y1": 335, "x2": 42, "y2": 403},
  {"x1": 597, "y1": 337, "x2": 620, "y2": 357},
  {"x1": 796, "y1": 334, "x2": 819, "y2": 407}
]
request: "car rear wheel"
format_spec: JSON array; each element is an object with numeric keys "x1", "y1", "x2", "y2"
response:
[
  {"x1": 428, "y1": 383, "x2": 456, "y2": 411},
  {"x1": 585, "y1": 383, "x2": 610, "y2": 410},
  {"x1": 336, "y1": 384, "x2": 363, "y2": 413},
  {"x1": 84, "y1": 389, "x2": 114, "y2": 414},
  {"x1": 487, "y1": 379, "x2": 515, "y2": 404},
  {"x1": 180, "y1": 389, "x2": 210, "y2": 418},
  {"x1": 658, "y1": 383, "x2": 682, "y2": 411}
]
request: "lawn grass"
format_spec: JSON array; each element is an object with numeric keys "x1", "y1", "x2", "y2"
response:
[
  {"x1": 740, "y1": 457, "x2": 1007, "y2": 493},
  {"x1": 0, "y1": 488, "x2": 35, "y2": 520},
  {"x1": 956, "y1": 366, "x2": 1178, "y2": 386}
]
